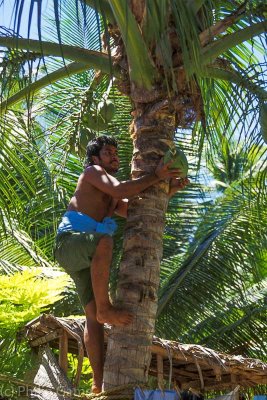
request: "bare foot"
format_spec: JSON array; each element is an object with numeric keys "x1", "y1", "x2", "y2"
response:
[
  {"x1": 97, "y1": 306, "x2": 133, "y2": 326},
  {"x1": 91, "y1": 383, "x2": 102, "y2": 394}
]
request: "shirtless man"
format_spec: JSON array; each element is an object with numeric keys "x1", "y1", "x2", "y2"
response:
[{"x1": 54, "y1": 135, "x2": 189, "y2": 393}]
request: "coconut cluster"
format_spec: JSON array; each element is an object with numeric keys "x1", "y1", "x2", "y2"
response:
[{"x1": 68, "y1": 99, "x2": 116, "y2": 157}]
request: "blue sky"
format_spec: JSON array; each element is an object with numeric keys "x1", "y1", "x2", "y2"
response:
[{"x1": 0, "y1": 0, "x2": 50, "y2": 39}]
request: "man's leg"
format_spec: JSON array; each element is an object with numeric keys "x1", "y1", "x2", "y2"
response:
[
  {"x1": 91, "y1": 235, "x2": 133, "y2": 326},
  {"x1": 84, "y1": 300, "x2": 104, "y2": 394}
]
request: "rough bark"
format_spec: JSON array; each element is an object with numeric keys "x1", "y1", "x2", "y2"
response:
[{"x1": 103, "y1": 104, "x2": 175, "y2": 388}]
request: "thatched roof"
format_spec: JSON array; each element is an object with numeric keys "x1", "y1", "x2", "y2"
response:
[{"x1": 23, "y1": 314, "x2": 267, "y2": 392}]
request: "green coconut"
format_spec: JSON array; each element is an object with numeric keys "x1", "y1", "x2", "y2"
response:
[
  {"x1": 82, "y1": 100, "x2": 115, "y2": 131},
  {"x1": 98, "y1": 100, "x2": 116, "y2": 124},
  {"x1": 85, "y1": 114, "x2": 107, "y2": 131},
  {"x1": 260, "y1": 102, "x2": 267, "y2": 144},
  {"x1": 163, "y1": 146, "x2": 188, "y2": 178}
]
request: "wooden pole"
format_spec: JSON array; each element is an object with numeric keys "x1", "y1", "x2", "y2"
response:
[
  {"x1": 59, "y1": 329, "x2": 69, "y2": 374},
  {"x1": 157, "y1": 354, "x2": 164, "y2": 389}
]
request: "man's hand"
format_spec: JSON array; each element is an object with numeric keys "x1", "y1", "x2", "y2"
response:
[
  {"x1": 155, "y1": 158, "x2": 182, "y2": 180},
  {"x1": 169, "y1": 177, "x2": 190, "y2": 198}
]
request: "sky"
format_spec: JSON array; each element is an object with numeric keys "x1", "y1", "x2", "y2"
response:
[{"x1": 0, "y1": 0, "x2": 50, "y2": 39}]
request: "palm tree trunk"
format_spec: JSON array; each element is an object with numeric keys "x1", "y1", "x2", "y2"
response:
[{"x1": 103, "y1": 105, "x2": 175, "y2": 388}]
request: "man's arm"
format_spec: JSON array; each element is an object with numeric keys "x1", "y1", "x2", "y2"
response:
[
  {"x1": 84, "y1": 160, "x2": 181, "y2": 199},
  {"x1": 113, "y1": 180, "x2": 189, "y2": 217},
  {"x1": 114, "y1": 199, "x2": 128, "y2": 218},
  {"x1": 112, "y1": 178, "x2": 190, "y2": 217},
  {"x1": 168, "y1": 177, "x2": 190, "y2": 198}
]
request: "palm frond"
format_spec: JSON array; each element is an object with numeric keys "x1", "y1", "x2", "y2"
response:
[
  {"x1": 1, "y1": 62, "x2": 92, "y2": 110},
  {"x1": 0, "y1": 36, "x2": 118, "y2": 76},
  {"x1": 202, "y1": 67, "x2": 267, "y2": 100},
  {"x1": 156, "y1": 177, "x2": 267, "y2": 358},
  {"x1": 201, "y1": 21, "x2": 267, "y2": 66},
  {"x1": 82, "y1": 0, "x2": 115, "y2": 24},
  {"x1": 108, "y1": 0, "x2": 157, "y2": 88},
  {"x1": 163, "y1": 129, "x2": 210, "y2": 261},
  {"x1": 198, "y1": 53, "x2": 267, "y2": 194},
  {"x1": 187, "y1": 280, "x2": 267, "y2": 358}
]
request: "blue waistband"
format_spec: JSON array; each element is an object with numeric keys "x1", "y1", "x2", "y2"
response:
[{"x1": 57, "y1": 211, "x2": 117, "y2": 236}]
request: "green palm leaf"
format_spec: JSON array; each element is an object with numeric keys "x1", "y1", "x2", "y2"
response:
[{"x1": 157, "y1": 176, "x2": 267, "y2": 358}]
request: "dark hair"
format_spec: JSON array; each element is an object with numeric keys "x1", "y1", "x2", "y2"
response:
[{"x1": 85, "y1": 135, "x2": 118, "y2": 167}]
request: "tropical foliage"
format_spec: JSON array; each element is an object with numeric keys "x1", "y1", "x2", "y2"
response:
[
  {"x1": 0, "y1": 267, "x2": 69, "y2": 396},
  {"x1": 0, "y1": 0, "x2": 266, "y2": 390}
]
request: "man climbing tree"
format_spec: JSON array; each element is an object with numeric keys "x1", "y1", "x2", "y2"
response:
[
  {"x1": 54, "y1": 135, "x2": 189, "y2": 393},
  {"x1": 0, "y1": 0, "x2": 266, "y2": 392}
]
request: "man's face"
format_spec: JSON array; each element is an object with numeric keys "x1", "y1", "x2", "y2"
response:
[{"x1": 93, "y1": 144, "x2": 119, "y2": 174}]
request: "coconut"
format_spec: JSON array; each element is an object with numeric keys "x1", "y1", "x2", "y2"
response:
[
  {"x1": 98, "y1": 100, "x2": 116, "y2": 124},
  {"x1": 82, "y1": 100, "x2": 115, "y2": 131},
  {"x1": 164, "y1": 146, "x2": 188, "y2": 178},
  {"x1": 85, "y1": 114, "x2": 107, "y2": 131},
  {"x1": 260, "y1": 102, "x2": 267, "y2": 144}
]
